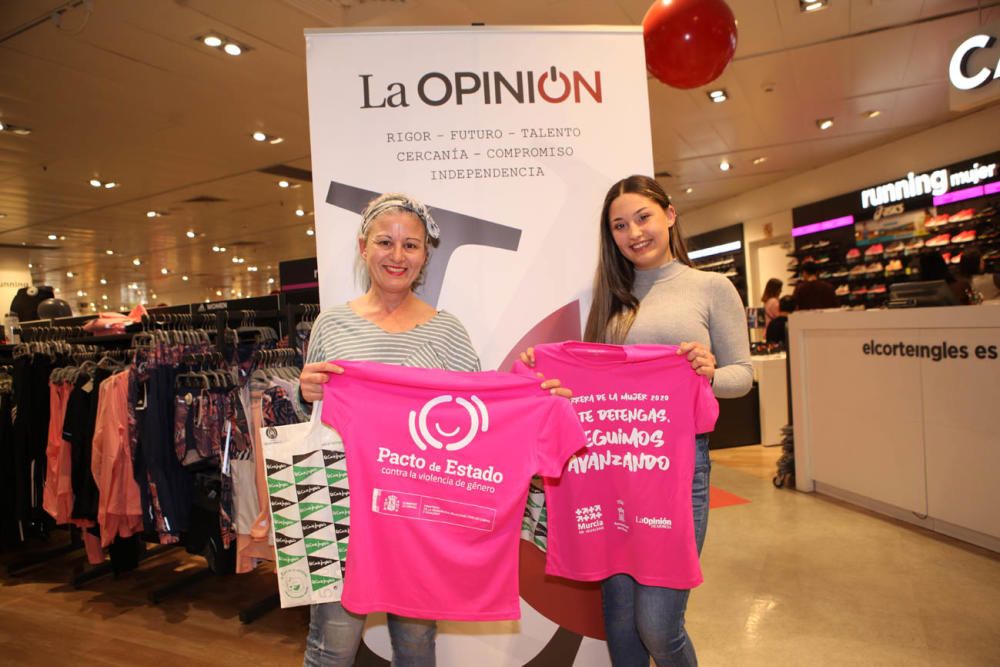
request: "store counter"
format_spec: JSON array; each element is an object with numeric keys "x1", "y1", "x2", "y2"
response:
[
  {"x1": 788, "y1": 305, "x2": 1000, "y2": 552},
  {"x1": 752, "y1": 353, "x2": 788, "y2": 446}
]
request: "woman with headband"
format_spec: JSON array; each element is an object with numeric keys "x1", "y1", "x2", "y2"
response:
[{"x1": 297, "y1": 192, "x2": 567, "y2": 666}]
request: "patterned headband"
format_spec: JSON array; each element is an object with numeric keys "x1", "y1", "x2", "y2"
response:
[{"x1": 360, "y1": 195, "x2": 440, "y2": 240}]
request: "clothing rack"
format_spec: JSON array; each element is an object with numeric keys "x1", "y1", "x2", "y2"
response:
[{"x1": 3, "y1": 297, "x2": 313, "y2": 622}]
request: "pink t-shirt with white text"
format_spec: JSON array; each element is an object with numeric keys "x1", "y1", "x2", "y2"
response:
[
  {"x1": 514, "y1": 342, "x2": 719, "y2": 588},
  {"x1": 321, "y1": 360, "x2": 585, "y2": 621}
]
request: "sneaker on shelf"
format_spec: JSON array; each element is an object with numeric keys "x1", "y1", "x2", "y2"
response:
[
  {"x1": 846, "y1": 248, "x2": 862, "y2": 262},
  {"x1": 952, "y1": 229, "x2": 977, "y2": 243},
  {"x1": 941, "y1": 252, "x2": 952, "y2": 264},
  {"x1": 864, "y1": 243, "x2": 884, "y2": 257},
  {"x1": 869, "y1": 284, "x2": 887, "y2": 294},
  {"x1": 926, "y1": 233, "x2": 950, "y2": 247},
  {"x1": 832, "y1": 270, "x2": 849, "y2": 278},
  {"x1": 865, "y1": 261, "x2": 884, "y2": 274},
  {"x1": 885, "y1": 259, "x2": 904, "y2": 272},
  {"x1": 904, "y1": 238, "x2": 925, "y2": 253},
  {"x1": 849, "y1": 264, "x2": 867, "y2": 276},
  {"x1": 814, "y1": 240, "x2": 831, "y2": 248},
  {"x1": 851, "y1": 286, "x2": 868, "y2": 296},
  {"x1": 950, "y1": 208, "x2": 975, "y2": 222},
  {"x1": 835, "y1": 284, "x2": 850, "y2": 296},
  {"x1": 884, "y1": 241, "x2": 905, "y2": 254},
  {"x1": 950, "y1": 253, "x2": 962, "y2": 264},
  {"x1": 925, "y1": 213, "x2": 951, "y2": 228},
  {"x1": 816, "y1": 256, "x2": 831, "y2": 264}
]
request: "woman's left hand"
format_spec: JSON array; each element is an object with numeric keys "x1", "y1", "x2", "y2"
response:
[
  {"x1": 538, "y1": 374, "x2": 572, "y2": 399},
  {"x1": 677, "y1": 341, "x2": 716, "y2": 382}
]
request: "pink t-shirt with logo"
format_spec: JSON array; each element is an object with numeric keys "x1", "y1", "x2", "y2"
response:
[
  {"x1": 514, "y1": 342, "x2": 719, "y2": 589},
  {"x1": 321, "y1": 360, "x2": 586, "y2": 621}
]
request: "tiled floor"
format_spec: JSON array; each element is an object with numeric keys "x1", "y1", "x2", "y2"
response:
[{"x1": 1, "y1": 445, "x2": 997, "y2": 666}]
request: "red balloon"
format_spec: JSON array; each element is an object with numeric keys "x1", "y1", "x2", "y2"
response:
[{"x1": 643, "y1": 0, "x2": 738, "y2": 89}]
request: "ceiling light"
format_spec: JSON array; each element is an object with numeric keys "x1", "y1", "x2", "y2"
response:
[
  {"x1": 252, "y1": 131, "x2": 267, "y2": 142},
  {"x1": 59, "y1": 236, "x2": 66, "y2": 241},
  {"x1": 800, "y1": 0, "x2": 828, "y2": 11},
  {"x1": 295, "y1": 208, "x2": 305, "y2": 217},
  {"x1": 204, "y1": 299, "x2": 210, "y2": 303},
  {"x1": 817, "y1": 118, "x2": 834, "y2": 130},
  {"x1": 66, "y1": 271, "x2": 74, "y2": 278},
  {"x1": 223, "y1": 42, "x2": 242, "y2": 56},
  {"x1": 719, "y1": 160, "x2": 731, "y2": 172},
  {"x1": 267, "y1": 277, "x2": 275, "y2": 284},
  {"x1": 151, "y1": 293, "x2": 157, "y2": 300},
  {"x1": 203, "y1": 35, "x2": 223, "y2": 48},
  {"x1": 212, "y1": 245, "x2": 221, "y2": 252},
  {"x1": 268, "y1": 136, "x2": 284, "y2": 145},
  {"x1": 0, "y1": 121, "x2": 4, "y2": 131},
  {"x1": 99, "y1": 278, "x2": 107, "y2": 285},
  {"x1": 232, "y1": 256, "x2": 239, "y2": 264},
  {"x1": 216, "y1": 290, "x2": 223, "y2": 296},
  {"x1": 128, "y1": 282, "x2": 138, "y2": 289},
  {"x1": 47, "y1": 234, "x2": 57, "y2": 240},
  {"x1": 865, "y1": 110, "x2": 881, "y2": 119},
  {"x1": 684, "y1": 187, "x2": 693, "y2": 194},
  {"x1": 182, "y1": 275, "x2": 189, "y2": 281},
  {"x1": 306, "y1": 228, "x2": 315, "y2": 236},
  {"x1": 186, "y1": 230, "x2": 196, "y2": 238},
  {"x1": 104, "y1": 181, "x2": 118, "y2": 189},
  {"x1": 752, "y1": 156, "x2": 768, "y2": 165},
  {"x1": 101, "y1": 294, "x2": 108, "y2": 301},
  {"x1": 160, "y1": 267, "x2": 169, "y2": 275},
  {"x1": 132, "y1": 258, "x2": 141, "y2": 266},
  {"x1": 0, "y1": 213, "x2": 6, "y2": 219},
  {"x1": 76, "y1": 290, "x2": 85, "y2": 297},
  {"x1": 146, "y1": 210, "x2": 158, "y2": 218},
  {"x1": 219, "y1": 246, "x2": 226, "y2": 252},
  {"x1": 90, "y1": 302, "x2": 96, "y2": 309},
  {"x1": 278, "y1": 180, "x2": 290, "y2": 188},
  {"x1": 707, "y1": 89, "x2": 727, "y2": 103},
  {"x1": 27, "y1": 263, "x2": 32, "y2": 269},
  {"x1": 89, "y1": 179, "x2": 102, "y2": 188},
  {"x1": 247, "y1": 265, "x2": 258, "y2": 272},
  {"x1": 105, "y1": 249, "x2": 114, "y2": 255}
]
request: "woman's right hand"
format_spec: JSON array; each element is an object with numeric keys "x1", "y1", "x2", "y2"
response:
[
  {"x1": 299, "y1": 361, "x2": 344, "y2": 403},
  {"x1": 518, "y1": 347, "x2": 536, "y2": 368}
]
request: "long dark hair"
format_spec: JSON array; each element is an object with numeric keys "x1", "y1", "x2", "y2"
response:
[
  {"x1": 583, "y1": 175, "x2": 691, "y2": 344},
  {"x1": 762, "y1": 278, "x2": 783, "y2": 304}
]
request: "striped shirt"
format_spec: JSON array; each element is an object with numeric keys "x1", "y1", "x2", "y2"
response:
[{"x1": 304, "y1": 304, "x2": 481, "y2": 372}]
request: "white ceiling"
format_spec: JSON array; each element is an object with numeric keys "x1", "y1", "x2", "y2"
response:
[{"x1": 0, "y1": 0, "x2": 997, "y2": 310}]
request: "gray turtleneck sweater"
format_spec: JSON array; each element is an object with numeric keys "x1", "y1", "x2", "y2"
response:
[{"x1": 625, "y1": 260, "x2": 753, "y2": 399}]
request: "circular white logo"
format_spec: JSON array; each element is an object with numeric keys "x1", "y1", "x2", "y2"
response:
[{"x1": 408, "y1": 394, "x2": 488, "y2": 452}]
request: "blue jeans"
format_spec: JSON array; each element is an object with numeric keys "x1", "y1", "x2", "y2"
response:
[
  {"x1": 303, "y1": 601, "x2": 436, "y2": 667},
  {"x1": 601, "y1": 434, "x2": 711, "y2": 667}
]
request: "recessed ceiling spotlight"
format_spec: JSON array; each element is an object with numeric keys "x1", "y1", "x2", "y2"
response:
[
  {"x1": 99, "y1": 278, "x2": 107, "y2": 285},
  {"x1": 212, "y1": 245, "x2": 221, "y2": 252},
  {"x1": 182, "y1": 275, "x2": 189, "y2": 281},
  {"x1": 59, "y1": 235, "x2": 66, "y2": 241},
  {"x1": 223, "y1": 42, "x2": 242, "y2": 56},
  {"x1": 186, "y1": 230, "x2": 196, "y2": 238},
  {"x1": 47, "y1": 234, "x2": 57, "y2": 240},
  {"x1": 76, "y1": 290, "x2": 85, "y2": 297},
  {"x1": 719, "y1": 160, "x2": 731, "y2": 172},
  {"x1": 267, "y1": 277, "x2": 275, "y2": 284},
  {"x1": 247, "y1": 265, "x2": 258, "y2": 272},
  {"x1": 203, "y1": 35, "x2": 223, "y2": 48},
  {"x1": 817, "y1": 118, "x2": 834, "y2": 130},
  {"x1": 295, "y1": 208, "x2": 305, "y2": 217},
  {"x1": 160, "y1": 267, "x2": 169, "y2": 275},
  {"x1": 132, "y1": 258, "x2": 141, "y2": 266},
  {"x1": 89, "y1": 179, "x2": 102, "y2": 188},
  {"x1": 707, "y1": 89, "x2": 727, "y2": 103},
  {"x1": 278, "y1": 180, "x2": 290, "y2": 188},
  {"x1": 128, "y1": 282, "x2": 139, "y2": 289},
  {"x1": 27, "y1": 263, "x2": 32, "y2": 269},
  {"x1": 268, "y1": 136, "x2": 284, "y2": 145},
  {"x1": 151, "y1": 293, "x2": 157, "y2": 300},
  {"x1": 101, "y1": 294, "x2": 108, "y2": 301},
  {"x1": 252, "y1": 131, "x2": 267, "y2": 142},
  {"x1": 66, "y1": 271, "x2": 74, "y2": 278},
  {"x1": 105, "y1": 249, "x2": 114, "y2": 255},
  {"x1": 752, "y1": 156, "x2": 767, "y2": 165},
  {"x1": 800, "y1": 0, "x2": 828, "y2": 12},
  {"x1": 864, "y1": 110, "x2": 881, "y2": 119},
  {"x1": 103, "y1": 181, "x2": 119, "y2": 189},
  {"x1": 204, "y1": 299, "x2": 210, "y2": 303},
  {"x1": 146, "y1": 210, "x2": 159, "y2": 218},
  {"x1": 684, "y1": 187, "x2": 693, "y2": 194},
  {"x1": 197, "y1": 33, "x2": 250, "y2": 57},
  {"x1": 219, "y1": 246, "x2": 226, "y2": 252},
  {"x1": 306, "y1": 228, "x2": 315, "y2": 236},
  {"x1": 90, "y1": 302, "x2": 96, "y2": 309},
  {"x1": 216, "y1": 290, "x2": 223, "y2": 296}
]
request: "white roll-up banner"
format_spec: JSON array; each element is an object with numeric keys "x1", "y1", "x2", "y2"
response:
[{"x1": 306, "y1": 26, "x2": 653, "y2": 667}]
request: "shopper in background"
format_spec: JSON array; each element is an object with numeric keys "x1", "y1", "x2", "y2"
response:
[
  {"x1": 296, "y1": 192, "x2": 567, "y2": 667},
  {"x1": 765, "y1": 295, "x2": 797, "y2": 345},
  {"x1": 919, "y1": 252, "x2": 966, "y2": 305},
  {"x1": 792, "y1": 260, "x2": 838, "y2": 310},
  {"x1": 761, "y1": 277, "x2": 783, "y2": 327},
  {"x1": 524, "y1": 175, "x2": 752, "y2": 667}
]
